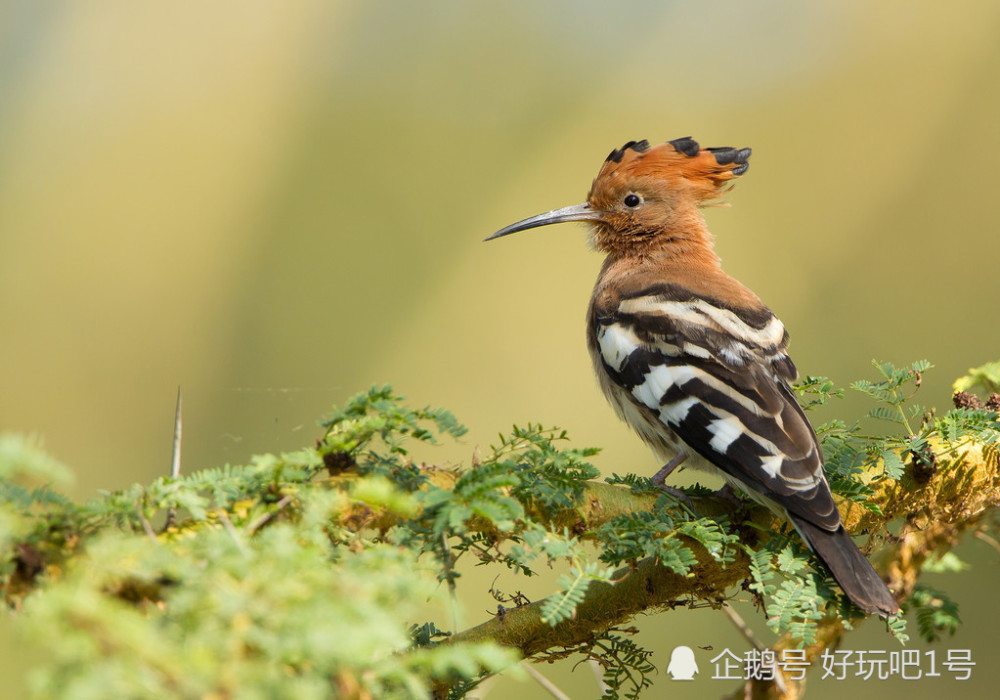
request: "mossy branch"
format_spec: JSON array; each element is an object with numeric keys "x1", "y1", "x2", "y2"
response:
[
  {"x1": 1, "y1": 369, "x2": 998, "y2": 700},
  {"x1": 436, "y1": 439, "x2": 997, "y2": 693}
]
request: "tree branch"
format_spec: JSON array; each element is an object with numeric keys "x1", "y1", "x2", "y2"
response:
[{"x1": 443, "y1": 438, "x2": 998, "y2": 698}]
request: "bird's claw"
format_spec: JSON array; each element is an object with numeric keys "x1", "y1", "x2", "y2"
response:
[{"x1": 656, "y1": 484, "x2": 695, "y2": 511}]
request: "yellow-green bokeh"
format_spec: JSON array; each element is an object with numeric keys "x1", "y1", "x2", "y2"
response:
[{"x1": 2, "y1": 1, "x2": 998, "y2": 697}]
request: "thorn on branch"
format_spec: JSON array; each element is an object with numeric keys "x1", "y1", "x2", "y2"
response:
[
  {"x1": 135, "y1": 505, "x2": 158, "y2": 545},
  {"x1": 164, "y1": 387, "x2": 183, "y2": 532},
  {"x1": 246, "y1": 494, "x2": 295, "y2": 534}
]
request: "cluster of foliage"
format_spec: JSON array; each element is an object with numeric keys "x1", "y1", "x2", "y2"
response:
[
  {"x1": 0, "y1": 441, "x2": 514, "y2": 698},
  {"x1": 1, "y1": 362, "x2": 999, "y2": 698}
]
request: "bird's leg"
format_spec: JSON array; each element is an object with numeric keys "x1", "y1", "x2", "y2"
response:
[
  {"x1": 651, "y1": 452, "x2": 688, "y2": 486},
  {"x1": 651, "y1": 452, "x2": 693, "y2": 509}
]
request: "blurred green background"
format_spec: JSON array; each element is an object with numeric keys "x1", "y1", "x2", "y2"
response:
[{"x1": 2, "y1": 1, "x2": 999, "y2": 697}]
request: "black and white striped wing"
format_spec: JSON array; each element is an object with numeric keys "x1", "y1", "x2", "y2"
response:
[{"x1": 595, "y1": 291, "x2": 839, "y2": 531}]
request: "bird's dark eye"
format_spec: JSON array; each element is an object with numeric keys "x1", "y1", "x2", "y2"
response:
[{"x1": 623, "y1": 193, "x2": 641, "y2": 207}]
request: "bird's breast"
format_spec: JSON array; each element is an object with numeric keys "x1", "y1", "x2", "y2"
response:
[{"x1": 586, "y1": 317, "x2": 679, "y2": 459}]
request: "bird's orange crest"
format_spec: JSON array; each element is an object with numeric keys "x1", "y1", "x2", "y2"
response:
[{"x1": 593, "y1": 137, "x2": 751, "y2": 204}]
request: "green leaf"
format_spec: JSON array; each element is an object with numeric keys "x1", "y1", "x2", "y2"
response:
[
  {"x1": 921, "y1": 552, "x2": 969, "y2": 574},
  {"x1": 880, "y1": 448, "x2": 905, "y2": 480},
  {"x1": 541, "y1": 563, "x2": 613, "y2": 626},
  {"x1": 0, "y1": 433, "x2": 73, "y2": 485},
  {"x1": 594, "y1": 634, "x2": 656, "y2": 700},
  {"x1": 908, "y1": 585, "x2": 961, "y2": 642},
  {"x1": 776, "y1": 545, "x2": 807, "y2": 575},
  {"x1": 952, "y1": 360, "x2": 1000, "y2": 394},
  {"x1": 792, "y1": 376, "x2": 844, "y2": 410},
  {"x1": 766, "y1": 577, "x2": 823, "y2": 644},
  {"x1": 745, "y1": 546, "x2": 775, "y2": 599}
]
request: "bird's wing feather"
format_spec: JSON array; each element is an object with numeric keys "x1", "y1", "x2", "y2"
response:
[{"x1": 596, "y1": 285, "x2": 840, "y2": 531}]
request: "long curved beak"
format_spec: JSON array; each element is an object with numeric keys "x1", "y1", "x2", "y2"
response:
[{"x1": 484, "y1": 202, "x2": 602, "y2": 241}]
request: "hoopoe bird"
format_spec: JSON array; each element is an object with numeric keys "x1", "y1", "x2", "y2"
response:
[{"x1": 486, "y1": 137, "x2": 899, "y2": 616}]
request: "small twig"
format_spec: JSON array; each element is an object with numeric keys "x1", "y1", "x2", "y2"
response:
[
  {"x1": 171, "y1": 387, "x2": 182, "y2": 479},
  {"x1": 588, "y1": 657, "x2": 610, "y2": 694},
  {"x1": 163, "y1": 387, "x2": 183, "y2": 531},
  {"x1": 246, "y1": 495, "x2": 295, "y2": 535},
  {"x1": 521, "y1": 662, "x2": 571, "y2": 700},
  {"x1": 723, "y1": 605, "x2": 787, "y2": 696},
  {"x1": 723, "y1": 604, "x2": 763, "y2": 650},
  {"x1": 975, "y1": 529, "x2": 1000, "y2": 556},
  {"x1": 135, "y1": 505, "x2": 158, "y2": 545},
  {"x1": 217, "y1": 509, "x2": 249, "y2": 556},
  {"x1": 442, "y1": 532, "x2": 463, "y2": 631}
]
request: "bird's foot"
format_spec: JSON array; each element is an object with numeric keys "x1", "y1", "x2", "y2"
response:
[
  {"x1": 656, "y1": 484, "x2": 694, "y2": 511},
  {"x1": 651, "y1": 453, "x2": 688, "y2": 487},
  {"x1": 650, "y1": 453, "x2": 693, "y2": 510}
]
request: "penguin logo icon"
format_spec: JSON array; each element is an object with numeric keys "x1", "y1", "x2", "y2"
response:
[{"x1": 666, "y1": 645, "x2": 698, "y2": 681}]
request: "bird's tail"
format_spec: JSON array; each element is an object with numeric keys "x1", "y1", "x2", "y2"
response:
[{"x1": 789, "y1": 514, "x2": 899, "y2": 616}]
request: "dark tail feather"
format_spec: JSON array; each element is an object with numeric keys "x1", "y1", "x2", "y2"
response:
[{"x1": 790, "y1": 515, "x2": 899, "y2": 616}]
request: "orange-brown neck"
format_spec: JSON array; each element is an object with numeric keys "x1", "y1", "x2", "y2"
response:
[
  {"x1": 591, "y1": 211, "x2": 763, "y2": 312},
  {"x1": 590, "y1": 202, "x2": 721, "y2": 268}
]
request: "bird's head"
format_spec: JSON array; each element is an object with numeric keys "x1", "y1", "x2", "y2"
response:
[{"x1": 486, "y1": 137, "x2": 750, "y2": 258}]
